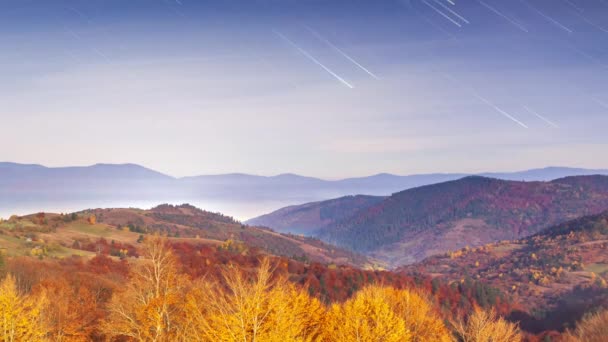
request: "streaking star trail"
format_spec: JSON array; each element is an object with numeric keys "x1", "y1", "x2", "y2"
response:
[
  {"x1": 520, "y1": 0, "x2": 573, "y2": 33},
  {"x1": 303, "y1": 25, "x2": 380, "y2": 80},
  {"x1": 562, "y1": 0, "x2": 584, "y2": 13},
  {"x1": 441, "y1": 73, "x2": 529, "y2": 129},
  {"x1": 592, "y1": 97, "x2": 608, "y2": 110},
  {"x1": 431, "y1": 0, "x2": 470, "y2": 24},
  {"x1": 273, "y1": 30, "x2": 354, "y2": 89},
  {"x1": 478, "y1": 0, "x2": 528, "y2": 33},
  {"x1": 421, "y1": 0, "x2": 462, "y2": 27},
  {"x1": 523, "y1": 106, "x2": 559, "y2": 128},
  {"x1": 3, "y1": 0, "x2": 608, "y2": 181},
  {"x1": 565, "y1": 42, "x2": 608, "y2": 70},
  {"x1": 571, "y1": 10, "x2": 608, "y2": 34}
]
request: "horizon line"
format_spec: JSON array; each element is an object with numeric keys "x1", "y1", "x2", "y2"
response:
[{"x1": 2, "y1": 161, "x2": 608, "y2": 181}]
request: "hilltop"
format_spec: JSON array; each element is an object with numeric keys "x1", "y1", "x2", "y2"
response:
[
  {"x1": 0, "y1": 204, "x2": 374, "y2": 268},
  {"x1": 316, "y1": 175, "x2": 608, "y2": 266},
  {"x1": 245, "y1": 195, "x2": 385, "y2": 235}
]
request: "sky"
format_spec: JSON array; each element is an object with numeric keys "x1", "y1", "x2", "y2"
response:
[{"x1": 1, "y1": 0, "x2": 608, "y2": 178}]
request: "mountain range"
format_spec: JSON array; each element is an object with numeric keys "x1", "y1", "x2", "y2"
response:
[
  {"x1": 2, "y1": 162, "x2": 608, "y2": 219},
  {"x1": 250, "y1": 175, "x2": 608, "y2": 267}
]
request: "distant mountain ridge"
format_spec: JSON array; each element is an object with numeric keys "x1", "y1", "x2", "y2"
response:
[
  {"x1": 3, "y1": 162, "x2": 607, "y2": 185},
  {"x1": 315, "y1": 175, "x2": 608, "y2": 266},
  {"x1": 246, "y1": 168, "x2": 608, "y2": 233},
  {"x1": 2, "y1": 162, "x2": 608, "y2": 220},
  {"x1": 480, "y1": 166, "x2": 608, "y2": 181},
  {"x1": 0, "y1": 162, "x2": 173, "y2": 182},
  {"x1": 246, "y1": 195, "x2": 386, "y2": 235}
]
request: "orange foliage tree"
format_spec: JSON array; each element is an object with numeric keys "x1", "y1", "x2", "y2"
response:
[
  {"x1": 36, "y1": 278, "x2": 99, "y2": 341},
  {"x1": 184, "y1": 258, "x2": 326, "y2": 341},
  {"x1": 101, "y1": 235, "x2": 189, "y2": 341}
]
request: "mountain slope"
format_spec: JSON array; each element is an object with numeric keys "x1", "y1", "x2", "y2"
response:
[
  {"x1": 245, "y1": 195, "x2": 385, "y2": 235},
  {"x1": 318, "y1": 175, "x2": 608, "y2": 266},
  {"x1": 0, "y1": 204, "x2": 375, "y2": 268},
  {"x1": 404, "y1": 210, "x2": 608, "y2": 332}
]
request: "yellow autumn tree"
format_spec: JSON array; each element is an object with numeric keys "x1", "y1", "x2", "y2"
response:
[
  {"x1": 324, "y1": 285, "x2": 411, "y2": 342},
  {"x1": 0, "y1": 274, "x2": 49, "y2": 342},
  {"x1": 184, "y1": 258, "x2": 325, "y2": 341},
  {"x1": 562, "y1": 310, "x2": 608, "y2": 342},
  {"x1": 451, "y1": 306, "x2": 521, "y2": 342},
  {"x1": 101, "y1": 235, "x2": 189, "y2": 341},
  {"x1": 381, "y1": 287, "x2": 452, "y2": 342},
  {"x1": 260, "y1": 281, "x2": 326, "y2": 342}
]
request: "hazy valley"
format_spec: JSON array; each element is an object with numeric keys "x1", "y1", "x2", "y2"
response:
[{"x1": 3, "y1": 162, "x2": 607, "y2": 220}]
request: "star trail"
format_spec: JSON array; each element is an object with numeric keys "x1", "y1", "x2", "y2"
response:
[{"x1": 0, "y1": 0, "x2": 607, "y2": 177}]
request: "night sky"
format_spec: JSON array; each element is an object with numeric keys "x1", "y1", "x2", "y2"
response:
[{"x1": 2, "y1": 0, "x2": 607, "y2": 178}]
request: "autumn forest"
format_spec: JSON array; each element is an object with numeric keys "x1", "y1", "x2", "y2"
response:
[
  {"x1": 0, "y1": 217, "x2": 606, "y2": 342},
  {"x1": 1, "y1": 234, "x2": 518, "y2": 342},
  {"x1": 2, "y1": 177, "x2": 608, "y2": 342}
]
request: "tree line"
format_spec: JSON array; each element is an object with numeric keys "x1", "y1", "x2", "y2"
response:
[{"x1": 0, "y1": 235, "x2": 604, "y2": 341}]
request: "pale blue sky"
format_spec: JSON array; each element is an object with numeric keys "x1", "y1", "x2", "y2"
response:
[{"x1": 1, "y1": 0, "x2": 607, "y2": 178}]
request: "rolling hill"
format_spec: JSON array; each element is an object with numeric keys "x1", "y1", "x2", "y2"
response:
[
  {"x1": 245, "y1": 195, "x2": 385, "y2": 235},
  {"x1": 316, "y1": 175, "x2": 608, "y2": 266},
  {"x1": 403, "y1": 210, "x2": 608, "y2": 332},
  {"x1": 0, "y1": 204, "x2": 375, "y2": 268}
]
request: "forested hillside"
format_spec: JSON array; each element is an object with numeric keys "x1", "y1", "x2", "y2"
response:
[
  {"x1": 246, "y1": 195, "x2": 385, "y2": 235},
  {"x1": 0, "y1": 233, "x2": 525, "y2": 341},
  {"x1": 405, "y1": 210, "x2": 608, "y2": 333},
  {"x1": 318, "y1": 175, "x2": 608, "y2": 265}
]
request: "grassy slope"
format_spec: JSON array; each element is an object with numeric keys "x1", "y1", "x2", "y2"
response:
[{"x1": 0, "y1": 204, "x2": 376, "y2": 268}]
